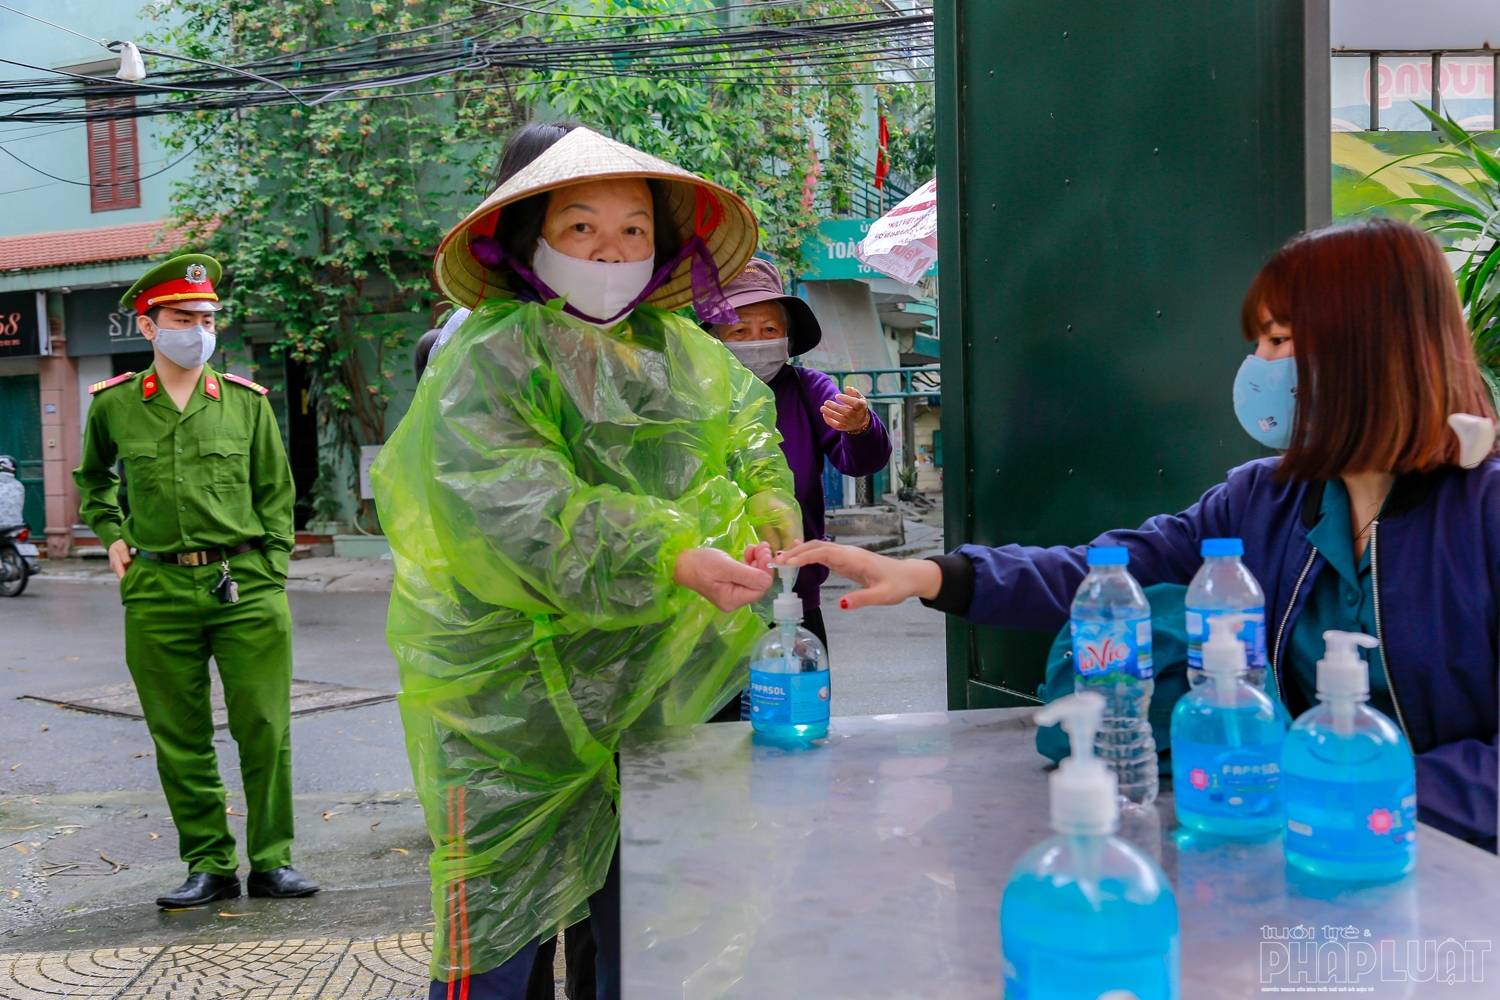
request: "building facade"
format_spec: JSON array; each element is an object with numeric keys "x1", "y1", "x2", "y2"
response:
[{"x1": 0, "y1": 1, "x2": 203, "y2": 555}]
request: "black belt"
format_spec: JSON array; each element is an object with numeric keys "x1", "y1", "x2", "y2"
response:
[{"x1": 136, "y1": 540, "x2": 260, "y2": 567}]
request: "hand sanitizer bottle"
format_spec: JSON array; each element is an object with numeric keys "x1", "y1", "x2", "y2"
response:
[
  {"x1": 1281, "y1": 630, "x2": 1417, "y2": 881},
  {"x1": 749, "y1": 565, "x2": 830, "y2": 746},
  {"x1": 1001, "y1": 693, "x2": 1180, "y2": 1000},
  {"x1": 1170, "y1": 614, "x2": 1287, "y2": 837}
]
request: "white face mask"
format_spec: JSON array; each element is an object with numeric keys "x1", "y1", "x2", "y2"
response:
[
  {"x1": 150, "y1": 320, "x2": 218, "y2": 369},
  {"x1": 722, "y1": 337, "x2": 790, "y2": 383},
  {"x1": 531, "y1": 238, "x2": 656, "y2": 326}
]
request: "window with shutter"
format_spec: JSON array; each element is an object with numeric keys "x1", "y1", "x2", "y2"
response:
[{"x1": 86, "y1": 97, "x2": 141, "y2": 212}]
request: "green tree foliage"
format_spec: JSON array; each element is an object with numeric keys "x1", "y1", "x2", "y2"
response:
[
  {"x1": 1371, "y1": 108, "x2": 1500, "y2": 396},
  {"x1": 153, "y1": 0, "x2": 908, "y2": 519}
]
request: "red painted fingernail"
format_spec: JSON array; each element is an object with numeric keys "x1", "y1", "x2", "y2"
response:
[{"x1": 840, "y1": 598, "x2": 850, "y2": 610}]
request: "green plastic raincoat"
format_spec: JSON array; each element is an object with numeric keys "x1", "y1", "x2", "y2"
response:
[{"x1": 372, "y1": 297, "x2": 799, "y2": 981}]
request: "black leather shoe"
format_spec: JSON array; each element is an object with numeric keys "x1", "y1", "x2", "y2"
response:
[
  {"x1": 247, "y1": 866, "x2": 320, "y2": 898},
  {"x1": 156, "y1": 872, "x2": 240, "y2": 908}
]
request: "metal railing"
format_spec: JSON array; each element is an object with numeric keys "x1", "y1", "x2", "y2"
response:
[
  {"x1": 1333, "y1": 49, "x2": 1500, "y2": 132},
  {"x1": 811, "y1": 157, "x2": 914, "y2": 221},
  {"x1": 813, "y1": 364, "x2": 940, "y2": 401}
]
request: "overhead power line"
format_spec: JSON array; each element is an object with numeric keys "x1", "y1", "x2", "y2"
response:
[{"x1": 0, "y1": 3, "x2": 933, "y2": 124}]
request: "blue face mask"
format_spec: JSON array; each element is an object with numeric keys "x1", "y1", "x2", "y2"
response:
[{"x1": 1233, "y1": 354, "x2": 1297, "y2": 449}]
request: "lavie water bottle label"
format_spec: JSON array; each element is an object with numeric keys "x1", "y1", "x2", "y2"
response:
[
  {"x1": 750, "y1": 664, "x2": 830, "y2": 726},
  {"x1": 1283, "y1": 777, "x2": 1418, "y2": 858},
  {"x1": 1174, "y1": 739, "x2": 1282, "y2": 818},
  {"x1": 1071, "y1": 616, "x2": 1153, "y2": 679},
  {"x1": 1186, "y1": 607, "x2": 1266, "y2": 671}
]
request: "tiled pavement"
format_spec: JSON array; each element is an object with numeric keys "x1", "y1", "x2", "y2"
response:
[{"x1": 0, "y1": 934, "x2": 432, "y2": 998}]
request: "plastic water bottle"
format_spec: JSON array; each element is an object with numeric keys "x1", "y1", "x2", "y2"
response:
[
  {"x1": 749, "y1": 564, "x2": 830, "y2": 746},
  {"x1": 1072, "y1": 546, "x2": 1158, "y2": 809},
  {"x1": 1170, "y1": 614, "x2": 1286, "y2": 837},
  {"x1": 1185, "y1": 538, "x2": 1267, "y2": 691},
  {"x1": 1281, "y1": 630, "x2": 1417, "y2": 881},
  {"x1": 1001, "y1": 693, "x2": 1180, "y2": 1000}
]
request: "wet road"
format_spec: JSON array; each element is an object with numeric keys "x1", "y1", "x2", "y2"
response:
[
  {"x1": 0, "y1": 566, "x2": 946, "y2": 953},
  {"x1": 0, "y1": 577, "x2": 410, "y2": 800}
]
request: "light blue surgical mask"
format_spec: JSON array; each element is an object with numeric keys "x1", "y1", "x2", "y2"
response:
[{"x1": 1233, "y1": 354, "x2": 1297, "y2": 449}]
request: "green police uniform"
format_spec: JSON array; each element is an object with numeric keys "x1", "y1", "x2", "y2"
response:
[{"x1": 73, "y1": 258, "x2": 298, "y2": 879}]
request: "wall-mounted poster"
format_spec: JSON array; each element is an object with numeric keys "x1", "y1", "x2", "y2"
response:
[{"x1": 0, "y1": 291, "x2": 47, "y2": 358}]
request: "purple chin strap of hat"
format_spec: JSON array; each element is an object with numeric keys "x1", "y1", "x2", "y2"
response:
[{"x1": 469, "y1": 234, "x2": 738, "y2": 326}]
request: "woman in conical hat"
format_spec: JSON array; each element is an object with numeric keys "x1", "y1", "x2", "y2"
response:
[{"x1": 372, "y1": 124, "x2": 800, "y2": 999}]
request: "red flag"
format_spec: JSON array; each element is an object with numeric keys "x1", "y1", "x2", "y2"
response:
[{"x1": 874, "y1": 113, "x2": 890, "y2": 190}]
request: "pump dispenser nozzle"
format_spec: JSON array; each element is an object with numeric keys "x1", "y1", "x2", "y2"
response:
[
  {"x1": 1202, "y1": 614, "x2": 1247, "y2": 708},
  {"x1": 1317, "y1": 630, "x2": 1379, "y2": 698},
  {"x1": 1034, "y1": 692, "x2": 1118, "y2": 835},
  {"x1": 771, "y1": 563, "x2": 802, "y2": 623},
  {"x1": 1318, "y1": 630, "x2": 1379, "y2": 736}
]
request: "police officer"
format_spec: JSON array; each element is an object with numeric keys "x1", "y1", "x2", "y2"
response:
[{"x1": 73, "y1": 254, "x2": 319, "y2": 908}]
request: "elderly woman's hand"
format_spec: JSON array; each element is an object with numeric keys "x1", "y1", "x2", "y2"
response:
[
  {"x1": 673, "y1": 546, "x2": 775, "y2": 612},
  {"x1": 821, "y1": 385, "x2": 872, "y2": 434},
  {"x1": 775, "y1": 540, "x2": 942, "y2": 610}
]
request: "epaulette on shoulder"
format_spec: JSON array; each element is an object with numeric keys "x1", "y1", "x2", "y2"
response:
[
  {"x1": 88, "y1": 372, "x2": 136, "y2": 395},
  {"x1": 223, "y1": 373, "x2": 269, "y2": 395}
]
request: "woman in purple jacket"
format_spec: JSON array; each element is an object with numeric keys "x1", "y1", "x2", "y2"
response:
[
  {"x1": 778, "y1": 219, "x2": 1499, "y2": 850},
  {"x1": 710, "y1": 258, "x2": 893, "y2": 649}
]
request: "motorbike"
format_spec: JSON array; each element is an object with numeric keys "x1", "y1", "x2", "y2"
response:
[{"x1": 0, "y1": 524, "x2": 40, "y2": 597}]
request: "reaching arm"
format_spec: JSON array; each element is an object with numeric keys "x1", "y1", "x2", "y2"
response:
[
  {"x1": 780, "y1": 476, "x2": 1236, "y2": 625},
  {"x1": 73, "y1": 399, "x2": 124, "y2": 551},
  {"x1": 800, "y1": 370, "x2": 892, "y2": 478}
]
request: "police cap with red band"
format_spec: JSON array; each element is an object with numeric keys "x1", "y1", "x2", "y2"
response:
[{"x1": 121, "y1": 254, "x2": 224, "y2": 315}]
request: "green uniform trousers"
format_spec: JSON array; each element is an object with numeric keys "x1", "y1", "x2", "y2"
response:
[{"x1": 121, "y1": 547, "x2": 294, "y2": 876}]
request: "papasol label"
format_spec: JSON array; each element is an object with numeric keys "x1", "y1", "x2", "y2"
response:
[
  {"x1": 750, "y1": 663, "x2": 830, "y2": 726},
  {"x1": 1175, "y1": 739, "x2": 1282, "y2": 818},
  {"x1": 1071, "y1": 616, "x2": 1153, "y2": 679}
]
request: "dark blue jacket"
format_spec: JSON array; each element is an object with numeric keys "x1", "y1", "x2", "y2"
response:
[{"x1": 952, "y1": 457, "x2": 1498, "y2": 845}]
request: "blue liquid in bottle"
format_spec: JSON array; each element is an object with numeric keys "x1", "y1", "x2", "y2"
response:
[
  {"x1": 1001, "y1": 693, "x2": 1180, "y2": 999},
  {"x1": 749, "y1": 565, "x2": 830, "y2": 747},
  {"x1": 1170, "y1": 614, "x2": 1286, "y2": 838},
  {"x1": 1280, "y1": 630, "x2": 1416, "y2": 882}
]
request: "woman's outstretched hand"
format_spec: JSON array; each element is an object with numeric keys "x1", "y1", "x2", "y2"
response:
[
  {"x1": 775, "y1": 540, "x2": 942, "y2": 610},
  {"x1": 821, "y1": 385, "x2": 872, "y2": 434},
  {"x1": 674, "y1": 545, "x2": 775, "y2": 612}
]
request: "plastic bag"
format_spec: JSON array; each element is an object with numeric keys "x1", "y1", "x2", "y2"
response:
[{"x1": 373, "y1": 298, "x2": 799, "y2": 980}]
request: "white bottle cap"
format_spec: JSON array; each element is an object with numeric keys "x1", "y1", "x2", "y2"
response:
[
  {"x1": 1034, "y1": 692, "x2": 1118, "y2": 835},
  {"x1": 1317, "y1": 630, "x2": 1379, "y2": 699},
  {"x1": 772, "y1": 563, "x2": 802, "y2": 622},
  {"x1": 1202, "y1": 614, "x2": 1248, "y2": 680}
]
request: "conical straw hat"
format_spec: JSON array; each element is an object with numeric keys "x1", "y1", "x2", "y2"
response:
[{"x1": 435, "y1": 127, "x2": 758, "y2": 312}]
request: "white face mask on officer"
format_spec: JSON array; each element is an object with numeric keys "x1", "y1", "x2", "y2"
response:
[{"x1": 147, "y1": 318, "x2": 218, "y2": 369}]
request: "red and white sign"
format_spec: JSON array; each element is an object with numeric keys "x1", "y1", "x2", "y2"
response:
[{"x1": 855, "y1": 178, "x2": 937, "y2": 285}]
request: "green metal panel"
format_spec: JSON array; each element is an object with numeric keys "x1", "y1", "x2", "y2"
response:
[
  {"x1": 936, "y1": 1, "x2": 1314, "y2": 709},
  {"x1": 0, "y1": 375, "x2": 44, "y2": 533}
]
